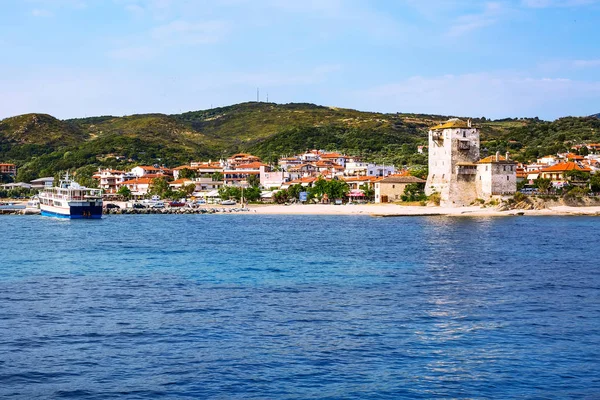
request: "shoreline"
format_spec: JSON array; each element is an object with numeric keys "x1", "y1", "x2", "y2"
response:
[
  {"x1": 3, "y1": 201, "x2": 600, "y2": 217},
  {"x1": 246, "y1": 203, "x2": 600, "y2": 217}
]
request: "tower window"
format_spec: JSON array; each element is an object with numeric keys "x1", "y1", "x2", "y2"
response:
[
  {"x1": 507, "y1": 176, "x2": 509, "y2": 181},
  {"x1": 463, "y1": 132, "x2": 466, "y2": 138}
]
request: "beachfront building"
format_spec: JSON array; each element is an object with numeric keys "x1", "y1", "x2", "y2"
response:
[
  {"x1": 224, "y1": 161, "x2": 267, "y2": 186},
  {"x1": 0, "y1": 163, "x2": 17, "y2": 178},
  {"x1": 29, "y1": 177, "x2": 54, "y2": 190},
  {"x1": 425, "y1": 118, "x2": 517, "y2": 206},
  {"x1": 375, "y1": 175, "x2": 426, "y2": 203},
  {"x1": 477, "y1": 154, "x2": 518, "y2": 197},
  {"x1": 278, "y1": 156, "x2": 303, "y2": 171},
  {"x1": 94, "y1": 169, "x2": 136, "y2": 194},
  {"x1": 344, "y1": 161, "x2": 396, "y2": 177},
  {"x1": 537, "y1": 155, "x2": 559, "y2": 166},
  {"x1": 131, "y1": 165, "x2": 173, "y2": 178},
  {"x1": 226, "y1": 153, "x2": 261, "y2": 169},
  {"x1": 260, "y1": 166, "x2": 289, "y2": 189},
  {"x1": 119, "y1": 177, "x2": 153, "y2": 197},
  {"x1": 173, "y1": 161, "x2": 223, "y2": 180},
  {"x1": 540, "y1": 162, "x2": 592, "y2": 187}
]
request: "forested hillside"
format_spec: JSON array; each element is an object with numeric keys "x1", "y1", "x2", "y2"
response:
[{"x1": 1, "y1": 102, "x2": 599, "y2": 182}]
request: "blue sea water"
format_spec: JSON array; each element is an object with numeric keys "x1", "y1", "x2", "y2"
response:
[{"x1": 0, "y1": 214, "x2": 599, "y2": 399}]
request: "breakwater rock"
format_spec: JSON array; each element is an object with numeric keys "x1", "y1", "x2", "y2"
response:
[{"x1": 105, "y1": 207, "x2": 253, "y2": 215}]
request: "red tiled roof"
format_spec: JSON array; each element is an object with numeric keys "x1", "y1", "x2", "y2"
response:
[
  {"x1": 235, "y1": 162, "x2": 267, "y2": 170},
  {"x1": 121, "y1": 178, "x2": 154, "y2": 185},
  {"x1": 541, "y1": 162, "x2": 591, "y2": 173}
]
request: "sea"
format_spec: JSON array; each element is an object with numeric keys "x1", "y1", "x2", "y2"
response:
[{"x1": 0, "y1": 214, "x2": 599, "y2": 399}]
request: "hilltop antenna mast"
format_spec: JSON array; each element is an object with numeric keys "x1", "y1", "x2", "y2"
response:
[
  {"x1": 257, "y1": 88, "x2": 259, "y2": 102},
  {"x1": 267, "y1": 93, "x2": 269, "y2": 103}
]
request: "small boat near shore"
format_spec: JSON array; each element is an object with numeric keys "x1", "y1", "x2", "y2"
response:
[
  {"x1": 39, "y1": 174, "x2": 103, "y2": 219},
  {"x1": 0, "y1": 202, "x2": 26, "y2": 210}
]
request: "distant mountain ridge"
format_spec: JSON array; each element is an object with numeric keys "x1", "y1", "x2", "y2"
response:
[{"x1": 1, "y1": 102, "x2": 600, "y2": 182}]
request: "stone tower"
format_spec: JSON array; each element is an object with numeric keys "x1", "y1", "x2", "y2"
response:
[{"x1": 425, "y1": 118, "x2": 480, "y2": 206}]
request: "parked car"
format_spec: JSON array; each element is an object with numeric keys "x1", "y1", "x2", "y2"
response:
[
  {"x1": 151, "y1": 201, "x2": 165, "y2": 209},
  {"x1": 220, "y1": 200, "x2": 236, "y2": 206},
  {"x1": 105, "y1": 203, "x2": 121, "y2": 210},
  {"x1": 131, "y1": 203, "x2": 146, "y2": 209},
  {"x1": 169, "y1": 201, "x2": 186, "y2": 207}
]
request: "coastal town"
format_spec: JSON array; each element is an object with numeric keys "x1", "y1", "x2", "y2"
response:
[{"x1": 1, "y1": 118, "x2": 600, "y2": 214}]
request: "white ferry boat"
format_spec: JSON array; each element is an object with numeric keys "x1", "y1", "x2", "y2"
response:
[{"x1": 39, "y1": 174, "x2": 103, "y2": 219}]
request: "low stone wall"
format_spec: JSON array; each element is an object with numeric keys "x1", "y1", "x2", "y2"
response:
[{"x1": 106, "y1": 207, "x2": 253, "y2": 215}]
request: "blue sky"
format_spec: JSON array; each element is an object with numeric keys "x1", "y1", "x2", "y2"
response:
[{"x1": 1, "y1": 0, "x2": 599, "y2": 120}]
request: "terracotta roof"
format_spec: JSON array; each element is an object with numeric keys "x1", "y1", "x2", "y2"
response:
[
  {"x1": 0, "y1": 163, "x2": 16, "y2": 166},
  {"x1": 235, "y1": 162, "x2": 267, "y2": 170},
  {"x1": 566, "y1": 153, "x2": 584, "y2": 160},
  {"x1": 342, "y1": 176, "x2": 379, "y2": 182},
  {"x1": 320, "y1": 153, "x2": 344, "y2": 159},
  {"x1": 196, "y1": 164, "x2": 222, "y2": 169},
  {"x1": 121, "y1": 178, "x2": 154, "y2": 185},
  {"x1": 430, "y1": 118, "x2": 471, "y2": 130},
  {"x1": 169, "y1": 178, "x2": 195, "y2": 186},
  {"x1": 478, "y1": 155, "x2": 516, "y2": 164},
  {"x1": 541, "y1": 162, "x2": 591, "y2": 173},
  {"x1": 288, "y1": 177, "x2": 319, "y2": 184},
  {"x1": 379, "y1": 176, "x2": 425, "y2": 184}
]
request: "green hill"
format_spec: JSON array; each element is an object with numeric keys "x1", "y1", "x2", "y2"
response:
[{"x1": 1, "y1": 102, "x2": 600, "y2": 182}]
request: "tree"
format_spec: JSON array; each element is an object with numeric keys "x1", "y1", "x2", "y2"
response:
[
  {"x1": 564, "y1": 169, "x2": 589, "y2": 183},
  {"x1": 401, "y1": 183, "x2": 426, "y2": 202},
  {"x1": 535, "y1": 177, "x2": 552, "y2": 194},
  {"x1": 247, "y1": 174, "x2": 260, "y2": 188},
  {"x1": 326, "y1": 179, "x2": 349, "y2": 200},
  {"x1": 243, "y1": 186, "x2": 261, "y2": 202},
  {"x1": 149, "y1": 177, "x2": 172, "y2": 198},
  {"x1": 590, "y1": 174, "x2": 600, "y2": 193},
  {"x1": 579, "y1": 146, "x2": 589, "y2": 156},
  {"x1": 273, "y1": 190, "x2": 289, "y2": 204},
  {"x1": 310, "y1": 178, "x2": 328, "y2": 200},
  {"x1": 182, "y1": 183, "x2": 196, "y2": 196},
  {"x1": 211, "y1": 172, "x2": 223, "y2": 182},
  {"x1": 359, "y1": 183, "x2": 375, "y2": 200},
  {"x1": 74, "y1": 165, "x2": 99, "y2": 188},
  {"x1": 15, "y1": 169, "x2": 36, "y2": 184},
  {"x1": 218, "y1": 186, "x2": 241, "y2": 200},
  {"x1": 178, "y1": 168, "x2": 197, "y2": 179},
  {"x1": 408, "y1": 165, "x2": 428, "y2": 180},
  {"x1": 117, "y1": 185, "x2": 132, "y2": 200},
  {"x1": 287, "y1": 184, "x2": 304, "y2": 200}
]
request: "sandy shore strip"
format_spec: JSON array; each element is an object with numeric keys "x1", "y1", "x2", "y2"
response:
[
  {"x1": 246, "y1": 203, "x2": 600, "y2": 217},
  {"x1": 4, "y1": 200, "x2": 600, "y2": 217}
]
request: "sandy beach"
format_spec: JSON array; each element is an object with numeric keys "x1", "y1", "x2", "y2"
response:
[{"x1": 4, "y1": 200, "x2": 600, "y2": 217}]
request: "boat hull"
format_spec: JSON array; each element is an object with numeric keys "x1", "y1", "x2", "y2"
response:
[{"x1": 40, "y1": 204, "x2": 103, "y2": 219}]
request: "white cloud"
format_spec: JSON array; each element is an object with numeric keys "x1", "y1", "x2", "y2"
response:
[
  {"x1": 572, "y1": 59, "x2": 600, "y2": 68},
  {"x1": 447, "y1": 2, "x2": 507, "y2": 37}
]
